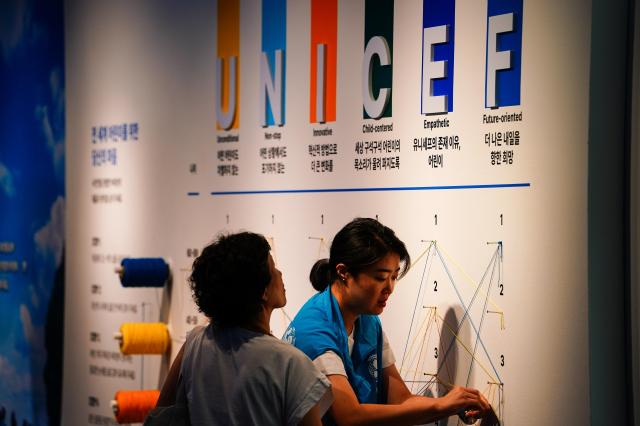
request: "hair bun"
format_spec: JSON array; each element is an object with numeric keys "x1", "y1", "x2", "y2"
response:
[{"x1": 309, "y1": 259, "x2": 331, "y2": 292}]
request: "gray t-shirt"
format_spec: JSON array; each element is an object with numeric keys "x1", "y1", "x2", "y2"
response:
[{"x1": 181, "y1": 325, "x2": 331, "y2": 426}]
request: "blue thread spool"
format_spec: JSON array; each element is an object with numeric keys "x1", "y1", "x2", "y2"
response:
[{"x1": 118, "y1": 258, "x2": 169, "y2": 287}]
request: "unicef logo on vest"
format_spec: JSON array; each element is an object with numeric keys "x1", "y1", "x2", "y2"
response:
[
  {"x1": 283, "y1": 326, "x2": 296, "y2": 345},
  {"x1": 368, "y1": 353, "x2": 378, "y2": 379}
]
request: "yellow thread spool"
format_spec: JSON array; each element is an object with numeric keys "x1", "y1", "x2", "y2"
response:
[{"x1": 119, "y1": 322, "x2": 170, "y2": 355}]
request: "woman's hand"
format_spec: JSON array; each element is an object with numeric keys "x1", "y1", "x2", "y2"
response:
[
  {"x1": 439, "y1": 386, "x2": 491, "y2": 419},
  {"x1": 479, "y1": 405, "x2": 500, "y2": 426}
]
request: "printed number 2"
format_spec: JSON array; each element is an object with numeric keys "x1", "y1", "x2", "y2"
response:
[
  {"x1": 499, "y1": 284, "x2": 504, "y2": 295},
  {"x1": 433, "y1": 280, "x2": 438, "y2": 292}
]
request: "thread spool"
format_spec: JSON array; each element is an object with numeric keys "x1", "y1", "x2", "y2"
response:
[
  {"x1": 117, "y1": 322, "x2": 170, "y2": 355},
  {"x1": 117, "y1": 258, "x2": 169, "y2": 287},
  {"x1": 112, "y1": 389, "x2": 160, "y2": 424},
  {"x1": 458, "y1": 410, "x2": 477, "y2": 425}
]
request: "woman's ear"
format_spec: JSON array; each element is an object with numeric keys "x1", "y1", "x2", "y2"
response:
[{"x1": 336, "y1": 263, "x2": 349, "y2": 282}]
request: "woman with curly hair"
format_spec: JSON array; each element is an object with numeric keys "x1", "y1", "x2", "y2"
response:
[{"x1": 156, "y1": 232, "x2": 331, "y2": 425}]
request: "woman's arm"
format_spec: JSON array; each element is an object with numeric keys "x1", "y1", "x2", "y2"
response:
[
  {"x1": 298, "y1": 403, "x2": 323, "y2": 426},
  {"x1": 325, "y1": 365, "x2": 489, "y2": 426},
  {"x1": 383, "y1": 364, "x2": 413, "y2": 404},
  {"x1": 156, "y1": 343, "x2": 185, "y2": 407},
  {"x1": 384, "y1": 364, "x2": 489, "y2": 422}
]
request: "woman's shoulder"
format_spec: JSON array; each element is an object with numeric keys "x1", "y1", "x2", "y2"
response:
[
  {"x1": 184, "y1": 325, "x2": 207, "y2": 347},
  {"x1": 291, "y1": 291, "x2": 333, "y2": 327},
  {"x1": 254, "y1": 334, "x2": 317, "y2": 365},
  {"x1": 189, "y1": 324, "x2": 207, "y2": 336}
]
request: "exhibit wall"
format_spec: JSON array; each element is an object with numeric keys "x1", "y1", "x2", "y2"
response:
[{"x1": 63, "y1": 0, "x2": 592, "y2": 424}]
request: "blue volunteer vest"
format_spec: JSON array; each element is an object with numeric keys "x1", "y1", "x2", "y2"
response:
[{"x1": 284, "y1": 285, "x2": 385, "y2": 404}]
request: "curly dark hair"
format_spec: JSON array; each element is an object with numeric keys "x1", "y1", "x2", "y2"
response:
[
  {"x1": 189, "y1": 232, "x2": 271, "y2": 327},
  {"x1": 310, "y1": 218, "x2": 410, "y2": 291}
]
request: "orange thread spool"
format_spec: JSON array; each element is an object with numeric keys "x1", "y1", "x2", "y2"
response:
[{"x1": 114, "y1": 389, "x2": 160, "y2": 424}]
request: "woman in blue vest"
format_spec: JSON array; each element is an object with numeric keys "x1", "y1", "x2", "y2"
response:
[{"x1": 285, "y1": 218, "x2": 492, "y2": 425}]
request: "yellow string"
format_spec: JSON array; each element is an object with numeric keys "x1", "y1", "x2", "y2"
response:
[
  {"x1": 399, "y1": 242, "x2": 435, "y2": 379},
  {"x1": 411, "y1": 308, "x2": 436, "y2": 386},
  {"x1": 401, "y1": 242, "x2": 505, "y2": 404},
  {"x1": 423, "y1": 373, "x2": 455, "y2": 390},
  {"x1": 400, "y1": 243, "x2": 433, "y2": 279},
  {"x1": 280, "y1": 307, "x2": 292, "y2": 325},
  {"x1": 402, "y1": 307, "x2": 435, "y2": 375},
  {"x1": 486, "y1": 310, "x2": 506, "y2": 330},
  {"x1": 435, "y1": 313, "x2": 498, "y2": 384},
  {"x1": 120, "y1": 323, "x2": 170, "y2": 355},
  {"x1": 307, "y1": 236, "x2": 328, "y2": 260},
  {"x1": 318, "y1": 237, "x2": 327, "y2": 259},
  {"x1": 433, "y1": 314, "x2": 455, "y2": 385},
  {"x1": 437, "y1": 243, "x2": 504, "y2": 322},
  {"x1": 478, "y1": 382, "x2": 504, "y2": 425},
  {"x1": 482, "y1": 382, "x2": 491, "y2": 402},
  {"x1": 485, "y1": 383, "x2": 504, "y2": 424},
  {"x1": 401, "y1": 243, "x2": 437, "y2": 381}
]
